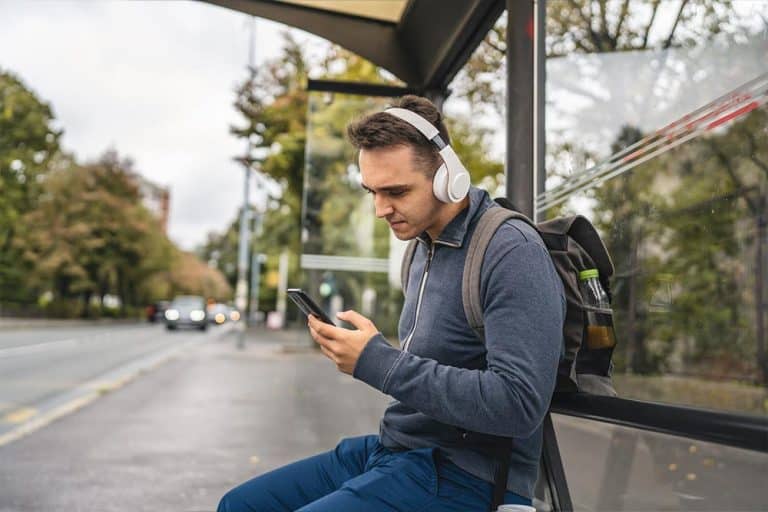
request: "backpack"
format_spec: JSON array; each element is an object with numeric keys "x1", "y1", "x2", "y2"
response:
[{"x1": 400, "y1": 197, "x2": 618, "y2": 397}]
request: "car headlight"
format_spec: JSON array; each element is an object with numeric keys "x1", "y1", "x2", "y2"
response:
[
  {"x1": 229, "y1": 310, "x2": 240, "y2": 322},
  {"x1": 215, "y1": 313, "x2": 226, "y2": 324},
  {"x1": 190, "y1": 310, "x2": 206, "y2": 322},
  {"x1": 165, "y1": 309, "x2": 180, "y2": 321}
]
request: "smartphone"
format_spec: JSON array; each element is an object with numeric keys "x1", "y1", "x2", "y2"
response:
[{"x1": 286, "y1": 288, "x2": 335, "y2": 325}]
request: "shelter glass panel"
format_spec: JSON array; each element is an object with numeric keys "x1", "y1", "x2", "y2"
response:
[
  {"x1": 543, "y1": 0, "x2": 768, "y2": 416},
  {"x1": 301, "y1": 92, "x2": 406, "y2": 336},
  {"x1": 551, "y1": 413, "x2": 768, "y2": 511}
]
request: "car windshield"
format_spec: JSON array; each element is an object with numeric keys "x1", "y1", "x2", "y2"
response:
[{"x1": 173, "y1": 297, "x2": 203, "y2": 308}]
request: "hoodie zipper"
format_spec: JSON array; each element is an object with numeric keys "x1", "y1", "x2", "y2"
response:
[{"x1": 402, "y1": 242, "x2": 435, "y2": 352}]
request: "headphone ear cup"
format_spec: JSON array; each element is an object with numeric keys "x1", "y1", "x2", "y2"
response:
[
  {"x1": 432, "y1": 164, "x2": 450, "y2": 203},
  {"x1": 449, "y1": 171, "x2": 470, "y2": 202}
]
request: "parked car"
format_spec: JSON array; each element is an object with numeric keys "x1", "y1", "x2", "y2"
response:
[
  {"x1": 146, "y1": 300, "x2": 170, "y2": 323},
  {"x1": 165, "y1": 295, "x2": 207, "y2": 331}
]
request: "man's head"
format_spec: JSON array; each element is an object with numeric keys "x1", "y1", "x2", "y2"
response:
[{"x1": 347, "y1": 95, "x2": 467, "y2": 240}]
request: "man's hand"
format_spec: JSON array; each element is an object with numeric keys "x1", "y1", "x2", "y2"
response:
[{"x1": 308, "y1": 310, "x2": 379, "y2": 375}]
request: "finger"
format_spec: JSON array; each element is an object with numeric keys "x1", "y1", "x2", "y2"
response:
[
  {"x1": 309, "y1": 314, "x2": 344, "y2": 338},
  {"x1": 309, "y1": 324, "x2": 335, "y2": 351},
  {"x1": 336, "y1": 310, "x2": 374, "y2": 330},
  {"x1": 318, "y1": 343, "x2": 337, "y2": 364}
]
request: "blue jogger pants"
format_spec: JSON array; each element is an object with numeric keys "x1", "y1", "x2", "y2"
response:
[{"x1": 217, "y1": 434, "x2": 532, "y2": 512}]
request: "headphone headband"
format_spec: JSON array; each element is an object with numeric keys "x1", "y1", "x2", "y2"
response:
[{"x1": 384, "y1": 108, "x2": 448, "y2": 149}]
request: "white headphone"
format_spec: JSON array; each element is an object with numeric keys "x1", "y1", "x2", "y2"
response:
[{"x1": 384, "y1": 107, "x2": 470, "y2": 203}]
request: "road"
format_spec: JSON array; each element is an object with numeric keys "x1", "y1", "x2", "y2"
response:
[
  {"x1": 0, "y1": 323, "x2": 765, "y2": 511},
  {"x1": 0, "y1": 323, "x2": 389, "y2": 512},
  {"x1": 0, "y1": 323, "x2": 208, "y2": 427}
]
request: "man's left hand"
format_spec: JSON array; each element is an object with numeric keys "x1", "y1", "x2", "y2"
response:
[{"x1": 308, "y1": 310, "x2": 379, "y2": 375}]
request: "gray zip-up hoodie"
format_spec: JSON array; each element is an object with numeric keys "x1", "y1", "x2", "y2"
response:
[{"x1": 353, "y1": 187, "x2": 565, "y2": 499}]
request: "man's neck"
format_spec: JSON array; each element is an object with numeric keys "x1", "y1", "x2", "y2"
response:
[{"x1": 426, "y1": 196, "x2": 470, "y2": 241}]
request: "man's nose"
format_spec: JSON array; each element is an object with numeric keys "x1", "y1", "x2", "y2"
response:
[{"x1": 373, "y1": 195, "x2": 393, "y2": 218}]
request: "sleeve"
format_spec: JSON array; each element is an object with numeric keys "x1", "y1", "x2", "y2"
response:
[{"x1": 353, "y1": 241, "x2": 565, "y2": 438}]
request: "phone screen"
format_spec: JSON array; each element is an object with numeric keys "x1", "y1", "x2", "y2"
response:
[{"x1": 286, "y1": 289, "x2": 335, "y2": 325}]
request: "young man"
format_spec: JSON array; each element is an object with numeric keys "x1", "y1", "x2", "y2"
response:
[{"x1": 218, "y1": 96, "x2": 565, "y2": 512}]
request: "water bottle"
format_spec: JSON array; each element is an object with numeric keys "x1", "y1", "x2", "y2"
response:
[{"x1": 578, "y1": 269, "x2": 617, "y2": 350}]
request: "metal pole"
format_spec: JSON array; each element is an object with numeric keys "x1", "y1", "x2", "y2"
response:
[
  {"x1": 506, "y1": 0, "x2": 535, "y2": 218},
  {"x1": 235, "y1": 17, "x2": 257, "y2": 349},
  {"x1": 535, "y1": 0, "x2": 546, "y2": 222},
  {"x1": 235, "y1": 169, "x2": 252, "y2": 314},
  {"x1": 276, "y1": 250, "x2": 289, "y2": 328},
  {"x1": 250, "y1": 252, "x2": 265, "y2": 324}
]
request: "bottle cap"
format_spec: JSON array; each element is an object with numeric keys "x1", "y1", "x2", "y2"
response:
[{"x1": 579, "y1": 269, "x2": 599, "y2": 280}]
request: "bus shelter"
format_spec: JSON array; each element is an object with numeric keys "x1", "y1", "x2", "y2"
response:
[{"x1": 204, "y1": 1, "x2": 767, "y2": 510}]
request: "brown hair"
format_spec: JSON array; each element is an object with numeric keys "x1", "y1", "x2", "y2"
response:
[{"x1": 347, "y1": 95, "x2": 450, "y2": 176}]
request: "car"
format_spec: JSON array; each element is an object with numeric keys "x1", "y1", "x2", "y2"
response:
[
  {"x1": 165, "y1": 295, "x2": 207, "y2": 331},
  {"x1": 146, "y1": 300, "x2": 170, "y2": 323}
]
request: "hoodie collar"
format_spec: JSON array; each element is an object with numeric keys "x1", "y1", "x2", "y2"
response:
[{"x1": 417, "y1": 187, "x2": 492, "y2": 247}]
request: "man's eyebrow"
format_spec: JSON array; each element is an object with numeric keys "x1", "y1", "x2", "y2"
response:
[{"x1": 360, "y1": 183, "x2": 410, "y2": 193}]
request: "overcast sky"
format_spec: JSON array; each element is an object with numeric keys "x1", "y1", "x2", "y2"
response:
[{"x1": 0, "y1": 0, "x2": 326, "y2": 250}]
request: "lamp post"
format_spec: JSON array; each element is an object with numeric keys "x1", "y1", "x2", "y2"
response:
[{"x1": 234, "y1": 17, "x2": 257, "y2": 348}]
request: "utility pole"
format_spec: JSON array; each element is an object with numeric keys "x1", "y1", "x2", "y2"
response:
[{"x1": 235, "y1": 17, "x2": 257, "y2": 349}]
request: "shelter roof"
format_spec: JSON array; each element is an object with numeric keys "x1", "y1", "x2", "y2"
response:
[{"x1": 203, "y1": 0, "x2": 503, "y2": 93}]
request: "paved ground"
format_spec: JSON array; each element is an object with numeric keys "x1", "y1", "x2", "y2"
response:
[
  {"x1": 0, "y1": 325, "x2": 390, "y2": 512},
  {"x1": 2, "y1": 321, "x2": 766, "y2": 511}
]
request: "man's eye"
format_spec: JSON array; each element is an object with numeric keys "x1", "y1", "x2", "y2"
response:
[{"x1": 389, "y1": 190, "x2": 405, "y2": 197}]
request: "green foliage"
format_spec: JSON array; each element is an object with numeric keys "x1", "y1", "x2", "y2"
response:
[
  {"x1": 586, "y1": 108, "x2": 768, "y2": 384},
  {"x1": 14, "y1": 151, "x2": 177, "y2": 315},
  {"x1": 455, "y1": 1, "x2": 752, "y2": 116},
  {"x1": 0, "y1": 69, "x2": 61, "y2": 303}
]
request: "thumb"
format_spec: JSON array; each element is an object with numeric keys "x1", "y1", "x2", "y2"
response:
[{"x1": 336, "y1": 310, "x2": 372, "y2": 329}]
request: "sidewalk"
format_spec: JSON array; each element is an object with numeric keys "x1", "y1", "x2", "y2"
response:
[{"x1": 0, "y1": 323, "x2": 390, "y2": 512}]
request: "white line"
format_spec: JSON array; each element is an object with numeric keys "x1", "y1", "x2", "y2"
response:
[
  {"x1": 0, "y1": 326, "x2": 155, "y2": 358},
  {"x1": 0, "y1": 338, "x2": 80, "y2": 358},
  {"x1": 0, "y1": 337, "x2": 202, "y2": 448}
]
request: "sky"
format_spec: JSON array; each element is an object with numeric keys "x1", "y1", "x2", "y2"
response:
[{"x1": 0, "y1": 0, "x2": 327, "y2": 250}]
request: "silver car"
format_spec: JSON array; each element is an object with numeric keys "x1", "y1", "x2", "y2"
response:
[{"x1": 165, "y1": 295, "x2": 208, "y2": 331}]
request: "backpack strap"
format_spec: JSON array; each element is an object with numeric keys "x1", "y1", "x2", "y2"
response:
[
  {"x1": 462, "y1": 205, "x2": 540, "y2": 511},
  {"x1": 463, "y1": 205, "x2": 536, "y2": 340},
  {"x1": 400, "y1": 239, "x2": 419, "y2": 294}
]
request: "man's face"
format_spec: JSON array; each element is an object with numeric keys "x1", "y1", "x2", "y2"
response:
[{"x1": 359, "y1": 145, "x2": 441, "y2": 240}]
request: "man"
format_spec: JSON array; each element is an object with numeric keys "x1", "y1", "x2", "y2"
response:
[{"x1": 218, "y1": 95, "x2": 565, "y2": 511}]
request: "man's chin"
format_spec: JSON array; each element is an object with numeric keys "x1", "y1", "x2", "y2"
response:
[
  {"x1": 389, "y1": 225, "x2": 414, "y2": 240},
  {"x1": 392, "y1": 231, "x2": 411, "y2": 240}
]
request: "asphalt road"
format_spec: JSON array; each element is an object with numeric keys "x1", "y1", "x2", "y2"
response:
[
  {"x1": 0, "y1": 323, "x2": 765, "y2": 511},
  {"x1": 0, "y1": 323, "x2": 389, "y2": 512},
  {"x1": 0, "y1": 323, "x2": 209, "y2": 425}
]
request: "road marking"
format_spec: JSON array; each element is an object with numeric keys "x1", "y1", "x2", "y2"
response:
[
  {"x1": 0, "y1": 337, "x2": 204, "y2": 448},
  {"x1": 0, "y1": 394, "x2": 96, "y2": 447},
  {"x1": 0, "y1": 325, "x2": 155, "y2": 358},
  {"x1": 0, "y1": 338, "x2": 79, "y2": 358},
  {"x1": 90, "y1": 380, "x2": 128, "y2": 394},
  {"x1": 3, "y1": 407, "x2": 37, "y2": 423}
]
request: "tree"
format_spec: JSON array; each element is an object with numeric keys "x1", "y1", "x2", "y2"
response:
[
  {"x1": 454, "y1": 1, "x2": 751, "y2": 116},
  {"x1": 16, "y1": 150, "x2": 183, "y2": 317},
  {"x1": 0, "y1": 69, "x2": 61, "y2": 306}
]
